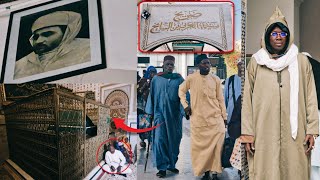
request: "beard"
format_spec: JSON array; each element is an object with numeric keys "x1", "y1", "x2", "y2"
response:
[
  {"x1": 33, "y1": 43, "x2": 51, "y2": 55},
  {"x1": 33, "y1": 42, "x2": 60, "y2": 55},
  {"x1": 199, "y1": 67, "x2": 210, "y2": 75}
]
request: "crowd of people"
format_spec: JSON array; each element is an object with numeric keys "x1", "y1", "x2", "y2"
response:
[{"x1": 137, "y1": 54, "x2": 241, "y2": 179}]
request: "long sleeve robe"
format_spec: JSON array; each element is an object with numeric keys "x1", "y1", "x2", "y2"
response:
[
  {"x1": 242, "y1": 55, "x2": 319, "y2": 180},
  {"x1": 179, "y1": 72, "x2": 226, "y2": 176},
  {"x1": 145, "y1": 75, "x2": 185, "y2": 171}
]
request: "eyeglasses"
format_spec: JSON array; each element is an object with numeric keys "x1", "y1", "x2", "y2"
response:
[{"x1": 270, "y1": 32, "x2": 287, "y2": 37}]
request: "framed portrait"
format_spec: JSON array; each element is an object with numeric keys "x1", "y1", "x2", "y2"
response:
[{"x1": 1, "y1": 0, "x2": 106, "y2": 83}]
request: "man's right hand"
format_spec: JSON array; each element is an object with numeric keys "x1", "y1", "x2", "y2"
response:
[
  {"x1": 184, "y1": 106, "x2": 192, "y2": 120},
  {"x1": 245, "y1": 142, "x2": 255, "y2": 155},
  {"x1": 241, "y1": 135, "x2": 255, "y2": 155},
  {"x1": 110, "y1": 166, "x2": 116, "y2": 172}
]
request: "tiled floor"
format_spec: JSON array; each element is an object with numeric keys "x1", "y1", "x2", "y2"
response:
[
  {"x1": 136, "y1": 118, "x2": 240, "y2": 180},
  {"x1": 137, "y1": 130, "x2": 195, "y2": 180}
]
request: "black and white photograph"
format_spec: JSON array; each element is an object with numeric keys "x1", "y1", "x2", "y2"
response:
[{"x1": 1, "y1": 0, "x2": 106, "y2": 83}]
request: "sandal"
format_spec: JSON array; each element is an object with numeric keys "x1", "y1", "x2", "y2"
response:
[
  {"x1": 156, "y1": 170, "x2": 166, "y2": 178},
  {"x1": 168, "y1": 168, "x2": 179, "y2": 174}
]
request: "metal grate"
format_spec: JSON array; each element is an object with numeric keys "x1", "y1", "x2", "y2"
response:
[{"x1": 4, "y1": 88, "x2": 110, "y2": 179}]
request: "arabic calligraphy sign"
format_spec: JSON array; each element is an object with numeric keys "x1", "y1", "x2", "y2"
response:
[{"x1": 139, "y1": 2, "x2": 234, "y2": 52}]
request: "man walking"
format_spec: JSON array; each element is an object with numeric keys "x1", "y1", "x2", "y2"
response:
[
  {"x1": 179, "y1": 54, "x2": 227, "y2": 180},
  {"x1": 145, "y1": 55, "x2": 186, "y2": 178}
]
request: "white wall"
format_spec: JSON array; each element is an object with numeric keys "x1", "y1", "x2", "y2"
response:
[
  {"x1": 0, "y1": 0, "x2": 137, "y2": 83},
  {"x1": 246, "y1": 0, "x2": 294, "y2": 54}
]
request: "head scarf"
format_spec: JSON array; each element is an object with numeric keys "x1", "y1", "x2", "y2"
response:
[
  {"x1": 260, "y1": 6, "x2": 293, "y2": 56},
  {"x1": 264, "y1": 22, "x2": 290, "y2": 56},
  {"x1": 144, "y1": 66, "x2": 157, "y2": 79},
  {"x1": 30, "y1": 11, "x2": 82, "y2": 61}
]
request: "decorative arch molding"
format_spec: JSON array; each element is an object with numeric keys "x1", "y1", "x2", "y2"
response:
[{"x1": 105, "y1": 90, "x2": 129, "y2": 134}]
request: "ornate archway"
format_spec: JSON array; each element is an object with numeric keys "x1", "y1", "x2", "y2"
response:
[{"x1": 105, "y1": 90, "x2": 129, "y2": 135}]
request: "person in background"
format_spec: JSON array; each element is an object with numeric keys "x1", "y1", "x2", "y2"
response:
[
  {"x1": 138, "y1": 66, "x2": 157, "y2": 106},
  {"x1": 137, "y1": 71, "x2": 141, "y2": 82},
  {"x1": 137, "y1": 66, "x2": 157, "y2": 148},
  {"x1": 302, "y1": 52, "x2": 320, "y2": 180},
  {"x1": 118, "y1": 136, "x2": 133, "y2": 164},
  {"x1": 224, "y1": 59, "x2": 242, "y2": 134}
]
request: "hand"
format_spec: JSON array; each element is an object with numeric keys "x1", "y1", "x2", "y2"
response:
[
  {"x1": 117, "y1": 166, "x2": 122, "y2": 173},
  {"x1": 110, "y1": 166, "x2": 116, "y2": 172},
  {"x1": 184, "y1": 106, "x2": 192, "y2": 120},
  {"x1": 245, "y1": 142, "x2": 255, "y2": 155},
  {"x1": 243, "y1": 135, "x2": 255, "y2": 155},
  {"x1": 224, "y1": 119, "x2": 227, "y2": 126},
  {"x1": 304, "y1": 134, "x2": 315, "y2": 155}
]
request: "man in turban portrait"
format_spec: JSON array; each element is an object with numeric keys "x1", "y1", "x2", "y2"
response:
[{"x1": 14, "y1": 11, "x2": 91, "y2": 79}]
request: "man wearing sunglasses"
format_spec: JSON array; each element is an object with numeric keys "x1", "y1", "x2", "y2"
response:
[
  {"x1": 242, "y1": 7, "x2": 319, "y2": 180},
  {"x1": 14, "y1": 11, "x2": 90, "y2": 79},
  {"x1": 179, "y1": 54, "x2": 227, "y2": 180}
]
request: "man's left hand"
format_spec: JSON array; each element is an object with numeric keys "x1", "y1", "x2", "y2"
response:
[
  {"x1": 304, "y1": 134, "x2": 315, "y2": 155},
  {"x1": 117, "y1": 166, "x2": 122, "y2": 173}
]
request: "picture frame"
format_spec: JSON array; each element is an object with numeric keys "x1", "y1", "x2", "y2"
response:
[{"x1": 1, "y1": 0, "x2": 106, "y2": 83}]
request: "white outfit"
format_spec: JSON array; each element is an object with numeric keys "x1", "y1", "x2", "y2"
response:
[{"x1": 103, "y1": 150, "x2": 132, "y2": 174}]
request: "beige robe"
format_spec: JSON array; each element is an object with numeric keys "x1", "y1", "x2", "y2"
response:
[
  {"x1": 179, "y1": 72, "x2": 227, "y2": 176},
  {"x1": 242, "y1": 8, "x2": 319, "y2": 180},
  {"x1": 242, "y1": 54, "x2": 319, "y2": 180}
]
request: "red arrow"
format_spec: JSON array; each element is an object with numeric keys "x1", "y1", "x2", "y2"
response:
[{"x1": 113, "y1": 118, "x2": 161, "y2": 133}]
